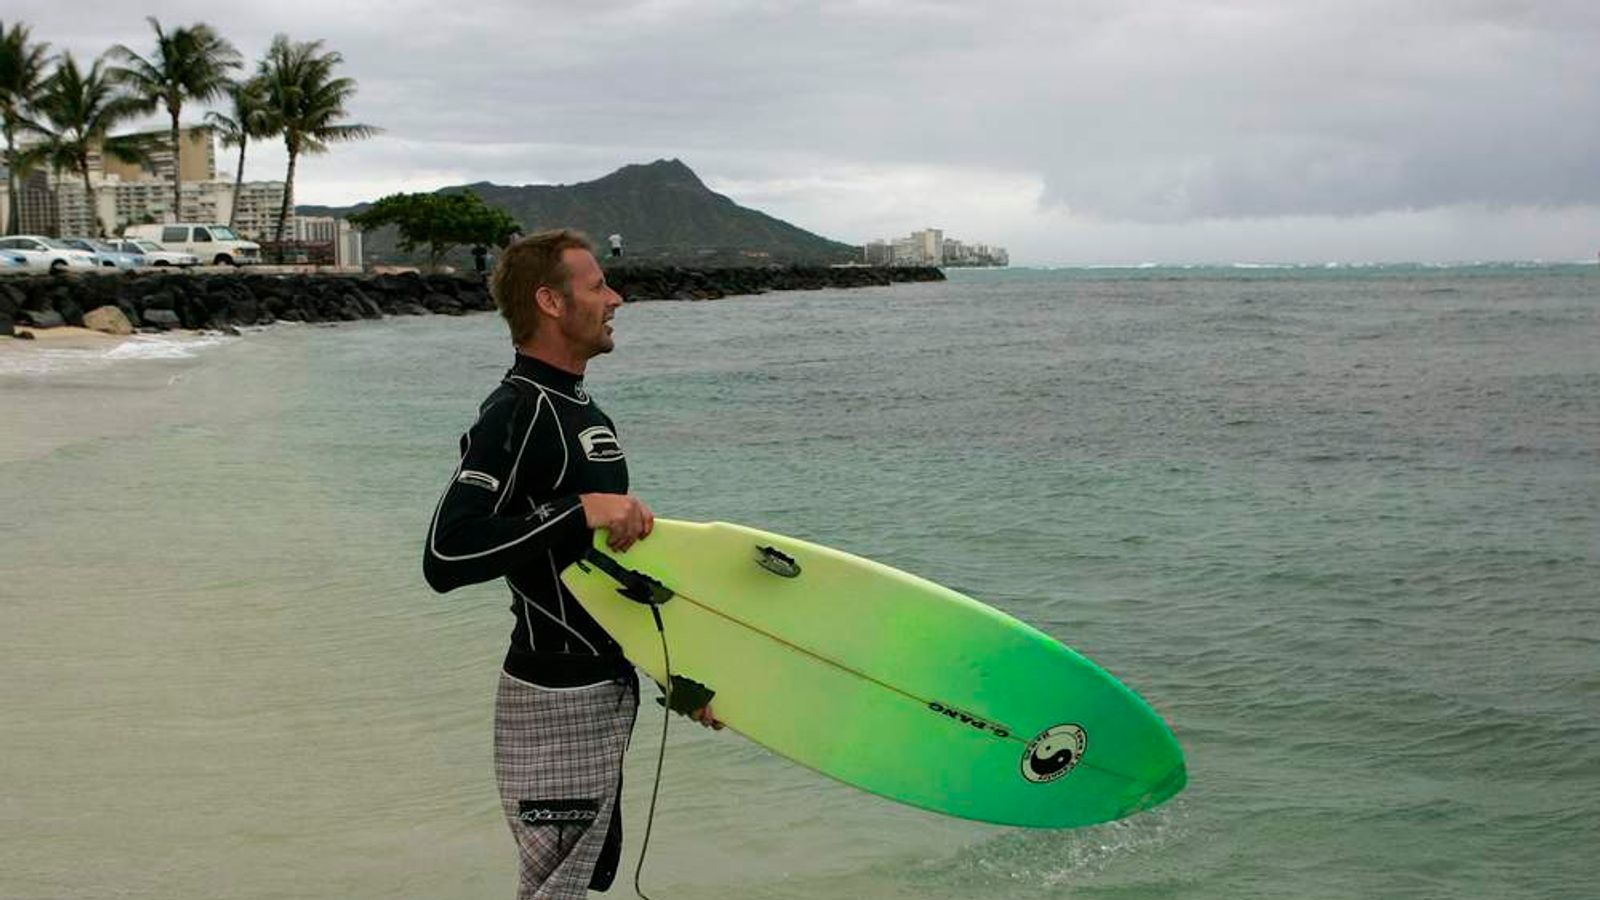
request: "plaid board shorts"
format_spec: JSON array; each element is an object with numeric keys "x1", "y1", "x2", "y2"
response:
[{"x1": 495, "y1": 671, "x2": 639, "y2": 900}]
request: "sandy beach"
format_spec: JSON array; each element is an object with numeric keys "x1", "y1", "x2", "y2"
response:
[
  {"x1": 0, "y1": 325, "x2": 240, "y2": 388},
  {"x1": 0, "y1": 325, "x2": 139, "y2": 351},
  {"x1": 0, "y1": 325, "x2": 232, "y2": 358}
]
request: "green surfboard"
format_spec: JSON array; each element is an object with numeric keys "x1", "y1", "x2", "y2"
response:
[{"x1": 561, "y1": 519, "x2": 1185, "y2": 828}]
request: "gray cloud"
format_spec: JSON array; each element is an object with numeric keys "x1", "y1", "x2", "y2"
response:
[{"x1": 9, "y1": 0, "x2": 1600, "y2": 260}]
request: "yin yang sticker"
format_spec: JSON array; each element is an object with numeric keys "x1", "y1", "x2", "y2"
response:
[{"x1": 1021, "y1": 724, "x2": 1087, "y2": 783}]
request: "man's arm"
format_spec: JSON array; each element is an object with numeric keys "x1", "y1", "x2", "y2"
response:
[
  {"x1": 422, "y1": 392, "x2": 655, "y2": 593},
  {"x1": 422, "y1": 392, "x2": 586, "y2": 592}
]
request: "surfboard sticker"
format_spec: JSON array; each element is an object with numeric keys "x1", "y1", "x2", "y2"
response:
[{"x1": 1021, "y1": 724, "x2": 1087, "y2": 783}]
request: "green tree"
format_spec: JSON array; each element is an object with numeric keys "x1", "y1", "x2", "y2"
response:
[
  {"x1": 35, "y1": 52, "x2": 149, "y2": 236},
  {"x1": 204, "y1": 76, "x2": 276, "y2": 228},
  {"x1": 0, "y1": 20, "x2": 51, "y2": 235},
  {"x1": 349, "y1": 191, "x2": 522, "y2": 272},
  {"x1": 258, "y1": 35, "x2": 378, "y2": 261},
  {"x1": 109, "y1": 17, "x2": 240, "y2": 219}
]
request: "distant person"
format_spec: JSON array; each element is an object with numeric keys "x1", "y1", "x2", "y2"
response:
[
  {"x1": 608, "y1": 233, "x2": 623, "y2": 259},
  {"x1": 423, "y1": 229, "x2": 717, "y2": 899},
  {"x1": 472, "y1": 244, "x2": 488, "y2": 277}
]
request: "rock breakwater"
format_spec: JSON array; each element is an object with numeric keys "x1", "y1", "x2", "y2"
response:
[{"x1": 0, "y1": 265, "x2": 944, "y2": 336}]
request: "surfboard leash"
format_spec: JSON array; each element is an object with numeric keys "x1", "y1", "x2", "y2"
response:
[
  {"x1": 582, "y1": 547, "x2": 685, "y2": 900},
  {"x1": 633, "y1": 603, "x2": 672, "y2": 900}
]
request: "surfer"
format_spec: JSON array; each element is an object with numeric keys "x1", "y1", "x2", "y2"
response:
[{"x1": 423, "y1": 229, "x2": 715, "y2": 899}]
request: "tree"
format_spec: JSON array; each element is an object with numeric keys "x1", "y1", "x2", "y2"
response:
[
  {"x1": 349, "y1": 191, "x2": 522, "y2": 272},
  {"x1": 204, "y1": 76, "x2": 276, "y2": 228},
  {"x1": 0, "y1": 20, "x2": 51, "y2": 234},
  {"x1": 109, "y1": 18, "x2": 240, "y2": 220},
  {"x1": 34, "y1": 52, "x2": 148, "y2": 236},
  {"x1": 258, "y1": 35, "x2": 377, "y2": 261}
]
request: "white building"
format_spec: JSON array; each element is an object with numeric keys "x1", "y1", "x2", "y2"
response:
[
  {"x1": 863, "y1": 227, "x2": 1008, "y2": 267},
  {"x1": 291, "y1": 214, "x2": 363, "y2": 268},
  {"x1": 3, "y1": 125, "x2": 292, "y2": 240},
  {"x1": 228, "y1": 182, "x2": 289, "y2": 240}
]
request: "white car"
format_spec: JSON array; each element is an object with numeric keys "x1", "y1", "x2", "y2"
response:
[
  {"x1": 122, "y1": 223, "x2": 261, "y2": 266},
  {"x1": 0, "y1": 236, "x2": 99, "y2": 273},
  {"x1": 113, "y1": 239, "x2": 200, "y2": 268},
  {"x1": 61, "y1": 237, "x2": 146, "y2": 269}
]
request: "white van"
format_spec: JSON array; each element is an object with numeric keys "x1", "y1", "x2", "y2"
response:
[{"x1": 122, "y1": 223, "x2": 262, "y2": 266}]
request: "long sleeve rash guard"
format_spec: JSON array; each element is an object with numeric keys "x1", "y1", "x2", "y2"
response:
[{"x1": 424, "y1": 354, "x2": 633, "y2": 686}]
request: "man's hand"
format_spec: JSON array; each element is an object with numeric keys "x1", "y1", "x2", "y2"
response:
[
  {"x1": 690, "y1": 703, "x2": 724, "y2": 731},
  {"x1": 580, "y1": 493, "x2": 654, "y2": 551}
]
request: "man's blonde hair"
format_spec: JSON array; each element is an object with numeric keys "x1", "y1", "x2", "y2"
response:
[{"x1": 490, "y1": 229, "x2": 595, "y2": 346}]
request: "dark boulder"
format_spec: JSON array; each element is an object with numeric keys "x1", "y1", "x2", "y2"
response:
[
  {"x1": 142, "y1": 308, "x2": 181, "y2": 329},
  {"x1": 18, "y1": 308, "x2": 65, "y2": 328},
  {"x1": 422, "y1": 292, "x2": 462, "y2": 314},
  {"x1": 346, "y1": 287, "x2": 383, "y2": 319},
  {"x1": 57, "y1": 296, "x2": 86, "y2": 327},
  {"x1": 0, "y1": 283, "x2": 23, "y2": 317}
]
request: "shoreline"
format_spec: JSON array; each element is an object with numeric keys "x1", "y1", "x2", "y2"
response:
[
  {"x1": 0, "y1": 324, "x2": 229, "y2": 351},
  {"x1": 1, "y1": 325, "x2": 134, "y2": 350},
  {"x1": 0, "y1": 325, "x2": 238, "y2": 378},
  {"x1": 0, "y1": 265, "x2": 945, "y2": 340}
]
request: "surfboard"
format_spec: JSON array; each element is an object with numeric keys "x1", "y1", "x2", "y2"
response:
[{"x1": 560, "y1": 519, "x2": 1185, "y2": 828}]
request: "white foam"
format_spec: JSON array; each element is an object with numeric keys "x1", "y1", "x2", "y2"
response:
[
  {"x1": 103, "y1": 333, "x2": 236, "y2": 360},
  {"x1": 0, "y1": 332, "x2": 238, "y2": 377}
]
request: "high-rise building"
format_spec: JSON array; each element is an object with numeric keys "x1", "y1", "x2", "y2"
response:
[
  {"x1": 229, "y1": 183, "x2": 289, "y2": 240},
  {"x1": 862, "y1": 228, "x2": 1008, "y2": 267},
  {"x1": 101, "y1": 126, "x2": 218, "y2": 185},
  {"x1": 5, "y1": 125, "x2": 293, "y2": 239}
]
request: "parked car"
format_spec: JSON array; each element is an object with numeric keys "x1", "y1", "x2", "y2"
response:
[
  {"x1": 0, "y1": 236, "x2": 99, "y2": 273},
  {"x1": 60, "y1": 237, "x2": 146, "y2": 270},
  {"x1": 122, "y1": 223, "x2": 262, "y2": 266},
  {"x1": 113, "y1": 239, "x2": 200, "y2": 268}
]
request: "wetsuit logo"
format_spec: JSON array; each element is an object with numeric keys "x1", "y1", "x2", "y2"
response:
[
  {"x1": 456, "y1": 470, "x2": 501, "y2": 492},
  {"x1": 1021, "y1": 724, "x2": 1087, "y2": 783},
  {"x1": 578, "y1": 426, "x2": 625, "y2": 462}
]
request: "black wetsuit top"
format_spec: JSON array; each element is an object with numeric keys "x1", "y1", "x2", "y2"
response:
[{"x1": 423, "y1": 354, "x2": 632, "y2": 686}]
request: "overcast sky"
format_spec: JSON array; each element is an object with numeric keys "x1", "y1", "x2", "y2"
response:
[{"x1": 13, "y1": 0, "x2": 1600, "y2": 264}]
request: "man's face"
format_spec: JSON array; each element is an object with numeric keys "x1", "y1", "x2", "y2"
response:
[{"x1": 553, "y1": 248, "x2": 622, "y2": 357}]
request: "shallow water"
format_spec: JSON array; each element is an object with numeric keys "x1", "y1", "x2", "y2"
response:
[{"x1": 3, "y1": 265, "x2": 1597, "y2": 898}]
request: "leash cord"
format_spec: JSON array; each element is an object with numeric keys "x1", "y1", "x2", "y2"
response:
[{"x1": 632, "y1": 606, "x2": 670, "y2": 900}]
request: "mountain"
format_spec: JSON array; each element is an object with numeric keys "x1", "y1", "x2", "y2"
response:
[{"x1": 299, "y1": 159, "x2": 860, "y2": 267}]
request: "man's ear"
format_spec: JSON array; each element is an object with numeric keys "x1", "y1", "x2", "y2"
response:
[{"x1": 534, "y1": 285, "x2": 565, "y2": 318}]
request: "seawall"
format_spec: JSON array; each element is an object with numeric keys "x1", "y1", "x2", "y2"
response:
[{"x1": 0, "y1": 265, "x2": 945, "y2": 335}]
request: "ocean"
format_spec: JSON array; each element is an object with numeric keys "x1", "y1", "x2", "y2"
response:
[{"x1": 2, "y1": 264, "x2": 1596, "y2": 899}]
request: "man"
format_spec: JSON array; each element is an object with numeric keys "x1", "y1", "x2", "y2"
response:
[
  {"x1": 423, "y1": 229, "x2": 711, "y2": 899},
  {"x1": 607, "y1": 233, "x2": 623, "y2": 259}
]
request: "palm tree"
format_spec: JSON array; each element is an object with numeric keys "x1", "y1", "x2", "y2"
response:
[
  {"x1": 34, "y1": 52, "x2": 148, "y2": 236},
  {"x1": 0, "y1": 20, "x2": 51, "y2": 234},
  {"x1": 204, "y1": 76, "x2": 276, "y2": 228},
  {"x1": 258, "y1": 35, "x2": 377, "y2": 261},
  {"x1": 108, "y1": 17, "x2": 239, "y2": 219}
]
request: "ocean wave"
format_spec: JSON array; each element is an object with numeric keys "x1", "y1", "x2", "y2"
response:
[
  {"x1": 104, "y1": 333, "x2": 237, "y2": 360},
  {"x1": 0, "y1": 332, "x2": 238, "y2": 377}
]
